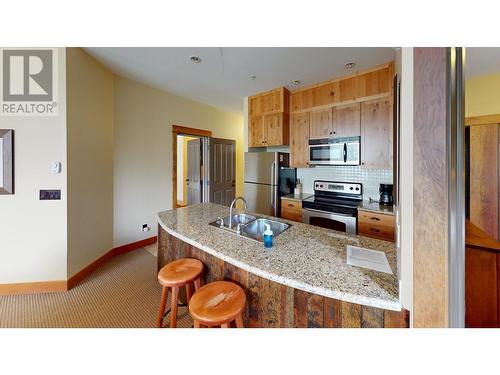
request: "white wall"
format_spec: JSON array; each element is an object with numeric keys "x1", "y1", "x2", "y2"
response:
[
  {"x1": 0, "y1": 48, "x2": 67, "y2": 283},
  {"x1": 113, "y1": 75, "x2": 244, "y2": 247},
  {"x1": 399, "y1": 48, "x2": 414, "y2": 319},
  {"x1": 66, "y1": 48, "x2": 114, "y2": 278},
  {"x1": 176, "y1": 135, "x2": 184, "y2": 202}
]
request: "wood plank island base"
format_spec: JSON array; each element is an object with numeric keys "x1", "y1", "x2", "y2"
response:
[{"x1": 157, "y1": 203, "x2": 409, "y2": 328}]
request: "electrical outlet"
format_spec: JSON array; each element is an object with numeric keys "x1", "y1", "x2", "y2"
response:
[
  {"x1": 40, "y1": 190, "x2": 61, "y2": 200},
  {"x1": 142, "y1": 224, "x2": 150, "y2": 232}
]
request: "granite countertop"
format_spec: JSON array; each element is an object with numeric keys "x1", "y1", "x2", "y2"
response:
[
  {"x1": 358, "y1": 200, "x2": 395, "y2": 216},
  {"x1": 281, "y1": 193, "x2": 313, "y2": 202},
  {"x1": 157, "y1": 203, "x2": 401, "y2": 311}
]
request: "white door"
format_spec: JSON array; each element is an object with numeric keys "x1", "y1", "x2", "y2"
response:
[{"x1": 187, "y1": 138, "x2": 201, "y2": 205}]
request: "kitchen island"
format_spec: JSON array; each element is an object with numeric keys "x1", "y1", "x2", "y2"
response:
[{"x1": 157, "y1": 203, "x2": 408, "y2": 328}]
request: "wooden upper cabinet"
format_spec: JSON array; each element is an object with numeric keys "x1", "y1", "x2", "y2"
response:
[
  {"x1": 249, "y1": 116, "x2": 265, "y2": 147},
  {"x1": 360, "y1": 98, "x2": 392, "y2": 169},
  {"x1": 248, "y1": 88, "x2": 289, "y2": 148},
  {"x1": 290, "y1": 89, "x2": 313, "y2": 112},
  {"x1": 357, "y1": 67, "x2": 391, "y2": 98},
  {"x1": 290, "y1": 112, "x2": 310, "y2": 168},
  {"x1": 333, "y1": 103, "x2": 360, "y2": 138},
  {"x1": 339, "y1": 76, "x2": 357, "y2": 102},
  {"x1": 265, "y1": 113, "x2": 289, "y2": 146},
  {"x1": 312, "y1": 82, "x2": 337, "y2": 107},
  {"x1": 309, "y1": 108, "x2": 333, "y2": 139}
]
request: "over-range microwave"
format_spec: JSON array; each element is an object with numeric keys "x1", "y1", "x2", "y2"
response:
[{"x1": 308, "y1": 136, "x2": 360, "y2": 166}]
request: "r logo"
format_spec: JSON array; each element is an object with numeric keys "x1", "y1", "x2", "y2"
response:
[{"x1": 2, "y1": 49, "x2": 53, "y2": 102}]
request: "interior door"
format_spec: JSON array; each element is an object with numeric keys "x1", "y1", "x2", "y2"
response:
[
  {"x1": 209, "y1": 138, "x2": 236, "y2": 206},
  {"x1": 187, "y1": 138, "x2": 202, "y2": 205}
]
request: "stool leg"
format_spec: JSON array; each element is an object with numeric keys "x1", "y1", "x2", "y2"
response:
[
  {"x1": 186, "y1": 283, "x2": 193, "y2": 302},
  {"x1": 221, "y1": 323, "x2": 229, "y2": 328},
  {"x1": 193, "y1": 321, "x2": 201, "y2": 328},
  {"x1": 170, "y1": 286, "x2": 179, "y2": 328},
  {"x1": 194, "y1": 278, "x2": 201, "y2": 291},
  {"x1": 235, "y1": 314, "x2": 244, "y2": 328},
  {"x1": 157, "y1": 286, "x2": 169, "y2": 328}
]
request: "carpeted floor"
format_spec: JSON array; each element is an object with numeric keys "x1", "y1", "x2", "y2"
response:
[{"x1": 0, "y1": 249, "x2": 192, "y2": 328}]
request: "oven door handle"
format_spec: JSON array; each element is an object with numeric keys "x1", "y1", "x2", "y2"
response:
[
  {"x1": 302, "y1": 207, "x2": 355, "y2": 218},
  {"x1": 343, "y1": 143, "x2": 347, "y2": 163}
]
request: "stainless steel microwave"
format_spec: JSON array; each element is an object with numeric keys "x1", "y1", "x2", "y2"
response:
[{"x1": 308, "y1": 136, "x2": 360, "y2": 166}]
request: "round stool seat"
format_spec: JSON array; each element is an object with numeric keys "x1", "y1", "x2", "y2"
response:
[
  {"x1": 158, "y1": 258, "x2": 203, "y2": 287},
  {"x1": 189, "y1": 281, "x2": 246, "y2": 326}
]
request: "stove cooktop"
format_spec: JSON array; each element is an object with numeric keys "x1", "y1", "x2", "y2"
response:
[{"x1": 301, "y1": 180, "x2": 363, "y2": 216}]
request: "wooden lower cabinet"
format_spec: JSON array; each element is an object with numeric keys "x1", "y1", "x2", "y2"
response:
[
  {"x1": 281, "y1": 199, "x2": 302, "y2": 222},
  {"x1": 357, "y1": 211, "x2": 395, "y2": 242},
  {"x1": 158, "y1": 227, "x2": 409, "y2": 328}
]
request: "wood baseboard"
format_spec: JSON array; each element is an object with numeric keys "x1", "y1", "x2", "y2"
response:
[
  {"x1": 0, "y1": 280, "x2": 67, "y2": 296},
  {"x1": 0, "y1": 236, "x2": 158, "y2": 295},
  {"x1": 67, "y1": 236, "x2": 157, "y2": 289},
  {"x1": 112, "y1": 236, "x2": 157, "y2": 256}
]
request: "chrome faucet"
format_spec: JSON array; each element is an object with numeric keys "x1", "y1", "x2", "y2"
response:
[{"x1": 229, "y1": 196, "x2": 248, "y2": 229}]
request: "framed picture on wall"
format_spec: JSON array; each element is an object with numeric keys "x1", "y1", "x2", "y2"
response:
[{"x1": 0, "y1": 129, "x2": 14, "y2": 195}]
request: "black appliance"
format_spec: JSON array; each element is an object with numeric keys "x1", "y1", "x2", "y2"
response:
[
  {"x1": 302, "y1": 180, "x2": 362, "y2": 234},
  {"x1": 379, "y1": 184, "x2": 393, "y2": 206}
]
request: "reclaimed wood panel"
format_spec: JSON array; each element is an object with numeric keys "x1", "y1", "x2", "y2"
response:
[
  {"x1": 469, "y1": 124, "x2": 499, "y2": 240},
  {"x1": 158, "y1": 229, "x2": 409, "y2": 328},
  {"x1": 413, "y1": 47, "x2": 449, "y2": 328}
]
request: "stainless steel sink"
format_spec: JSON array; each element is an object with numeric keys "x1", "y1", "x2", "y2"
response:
[
  {"x1": 240, "y1": 218, "x2": 290, "y2": 241},
  {"x1": 209, "y1": 214, "x2": 290, "y2": 242}
]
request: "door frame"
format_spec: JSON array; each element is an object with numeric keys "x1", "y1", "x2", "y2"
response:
[{"x1": 172, "y1": 125, "x2": 212, "y2": 208}]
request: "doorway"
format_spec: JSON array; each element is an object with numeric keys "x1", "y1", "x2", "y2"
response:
[{"x1": 172, "y1": 125, "x2": 236, "y2": 209}]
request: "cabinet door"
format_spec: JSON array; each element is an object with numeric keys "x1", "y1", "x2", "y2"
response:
[
  {"x1": 262, "y1": 90, "x2": 281, "y2": 113},
  {"x1": 339, "y1": 76, "x2": 357, "y2": 102},
  {"x1": 290, "y1": 89, "x2": 313, "y2": 112},
  {"x1": 309, "y1": 108, "x2": 333, "y2": 139},
  {"x1": 361, "y1": 98, "x2": 392, "y2": 169},
  {"x1": 290, "y1": 112, "x2": 310, "y2": 168},
  {"x1": 312, "y1": 82, "x2": 337, "y2": 107},
  {"x1": 333, "y1": 103, "x2": 360, "y2": 137},
  {"x1": 265, "y1": 113, "x2": 283, "y2": 146},
  {"x1": 249, "y1": 116, "x2": 265, "y2": 147},
  {"x1": 249, "y1": 95, "x2": 262, "y2": 117}
]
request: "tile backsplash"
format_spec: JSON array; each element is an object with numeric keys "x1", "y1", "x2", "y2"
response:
[{"x1": 296, "y1": 166, "x2": 393, "y2": 201}]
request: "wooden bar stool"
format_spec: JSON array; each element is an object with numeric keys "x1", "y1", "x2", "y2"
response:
[
  {"x1": 188, "y1": 281, "x2": 246, "y2": 328},
  {"x1": 157, "y1": 258, "x2": 203, "y2": 328}
]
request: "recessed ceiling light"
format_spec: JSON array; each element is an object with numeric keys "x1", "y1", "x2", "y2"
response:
[
  {"x1": 344, "y1": 62, "x2": 356, "y2": 69},
  {"x1": 250, "y1": 75, "x2": 257, "y2": 80},
  {"x1": 190, "y1": 56, "x2": 202, "y2": 63},
  {"x1": 290, "y1": 80, "x2": 301, "y2": 86}
]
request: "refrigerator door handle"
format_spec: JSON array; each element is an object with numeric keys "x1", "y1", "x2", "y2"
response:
[{"x1": 270, "y1": 161, "x2": 276, "y2": 208}]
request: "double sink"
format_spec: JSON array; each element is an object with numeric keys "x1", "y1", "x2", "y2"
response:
[{"x1": 208, "y1": 213, "x2": 290, "y2": 242}]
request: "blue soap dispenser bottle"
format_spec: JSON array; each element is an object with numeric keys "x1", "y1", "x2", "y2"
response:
[{"x1": 263, "y1": 223, "x2": 274, "y2": 248}]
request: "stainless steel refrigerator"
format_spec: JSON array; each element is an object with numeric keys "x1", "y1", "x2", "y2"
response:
[{"x1": 244, "y1": 152, "x2": 296, "y2": 217}]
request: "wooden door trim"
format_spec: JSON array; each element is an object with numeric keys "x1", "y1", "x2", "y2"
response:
[
  {"x1": 465, "y1": 114, "x2": 500, "y2": 126},
  {"x1": 172, "y1": 125, "x2": 212, "y2": 209}
]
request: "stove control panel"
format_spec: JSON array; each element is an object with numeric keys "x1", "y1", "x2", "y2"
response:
[{"x1": 313, "y1": 180, "x2": 362, "y2": 195}]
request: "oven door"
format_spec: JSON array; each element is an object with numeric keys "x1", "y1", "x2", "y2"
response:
[{"x1": 302, "y1": 208, "x2": 357, "y2": 234}]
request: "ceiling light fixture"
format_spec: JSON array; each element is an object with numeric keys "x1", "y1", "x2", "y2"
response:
[
  {"x1": 250, "y1": 75, "x2": 257, "y2": 80},
  {"x1": 190, "y1": 56, "x2": 202, "y2": 63},
  {"x1": 344, "y1": 62, "x2": 356, "y2": 69},
  {"x1": 290, "y1": 80, "x2": 301, "y2": 86}
]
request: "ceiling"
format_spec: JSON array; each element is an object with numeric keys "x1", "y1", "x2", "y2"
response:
[
  {"x1": 84, "y1": 47, "x2": 396, "y2": 114},
  {"x1": 466, "y1": 47, "x2": 500, "y2": 78}
]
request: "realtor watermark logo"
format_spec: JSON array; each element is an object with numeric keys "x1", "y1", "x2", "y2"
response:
[{"x1": 0, "y1": 48, "x2": 58, "y2": 116}]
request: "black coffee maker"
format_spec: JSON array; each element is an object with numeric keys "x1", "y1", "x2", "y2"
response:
[{"x1": 379, "y1": 184, "x2": 393, "y2": 206}]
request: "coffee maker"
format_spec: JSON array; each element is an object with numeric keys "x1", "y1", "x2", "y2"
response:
[{"x1": 379, "y1": 184, "x2": 393, "y2": 206}]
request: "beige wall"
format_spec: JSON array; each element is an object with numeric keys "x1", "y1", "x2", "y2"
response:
[
  {"x1": 465, "y1": 72, "x2": 500, "y2": 117},
  {"x1": 113, "y1": 75, "x2": 243, "y2": 246},
  {"x1": 0, "y1": 48, "x2": 67, "y2": 283},
  {"x1": 66, "y1": 48, "x2": 114, "y2": 277}
]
